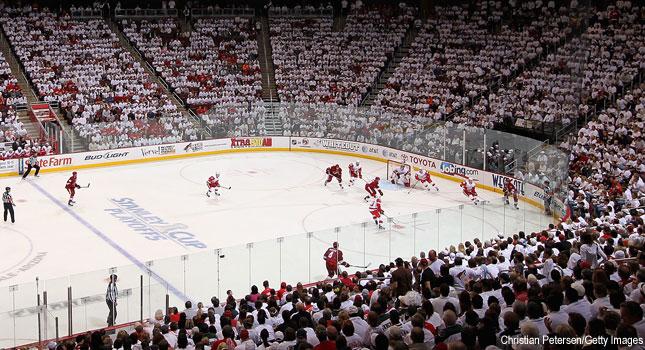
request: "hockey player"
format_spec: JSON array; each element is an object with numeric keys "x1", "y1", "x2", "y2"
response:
[
  {"x1": 65, "y1": 171, "x2": 81, "y2": 206},
  {"x1": 206, "y1": 174, "x2": 221, "y2": 197},
  {"x1": 369, "y1": 197, "x2": 385, "y2": 229},
  {"x1": 323, "y1": 241, "x2": 349, "y2": 278},
  {"x1": 324, "y1": 164, "x2": 343, "y2": 188},
  {"x1": 391, "y1": 162, "x2": 411, "y2": 187},
  {"x1": 364, "y1": 176, "x2": 383, "y2": 201},
  {"x1": 348, "y1": 161, "x2": 362, "y2": 186},
  {"x1": 503, "y1": 178, "x2": 519, "y2": 209},
  {"x1": 414, "y1": 169, "x2": 439, "y2": 191},
  {"x1": 461, "y1": 178, "x2": 480, "y2": 205}
]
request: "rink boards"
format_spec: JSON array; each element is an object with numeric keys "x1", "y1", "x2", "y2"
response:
[{"x1": 0, "y1": 136, "x2": 568, "y2": 220}]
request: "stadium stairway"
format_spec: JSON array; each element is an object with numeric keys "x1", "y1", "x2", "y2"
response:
[
  {"x1": 263, "y1": 102, "x2": 283, "y2": 136},
  {"x1": 106, "y1": 19, "x2": 211, "y2": 139},
  {"x1": 257, "y1": 16, "x2": 279, "y2": 104},
  {"x1": 332, "y1": 10, "x2": 347, "y2": 32},
  {"x1": 360, "y1": 23, "x2": 419, "y2": 107},
  {"x1": 0, "y1": 28, "x2": 67, "y2": 145},
  {"x1": 256, "y1": 16, "x2": 283, "y2": 136}
]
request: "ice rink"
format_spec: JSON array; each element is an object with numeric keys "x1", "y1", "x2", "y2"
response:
[{"x1": 0, "y1": 151, "x2": 551, "y2": 345}]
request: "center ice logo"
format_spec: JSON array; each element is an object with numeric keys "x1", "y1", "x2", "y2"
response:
[{"x1": 105, "y1": 198, "x2": 206, "y2": 249}]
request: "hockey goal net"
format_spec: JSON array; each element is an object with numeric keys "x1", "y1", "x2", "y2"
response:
[{"x1": 386, "y1": 160, "x2": 412, "y2": 186}]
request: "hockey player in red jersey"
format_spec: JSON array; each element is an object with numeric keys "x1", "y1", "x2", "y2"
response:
[
  {"x1": 503, "y1": 178, "x2": 519, "y2": 209},
  {"x1": 323, "y1": 241, "x2": 349, "y2": 278},
  {"x1": 206, "y1": 173, "x2": 230, "y2": 197},
  {"x1": 65, "y1": 171, "x2": 81, "y2": 206},
  {"x1": 206, "y1": 174, "x2": 221, "y2": 197},
  {"x1": 414, "y1": 169, "x2": 439, "y2": 192},
  {"x1": 324, "y1": 164, "x2": 343, "y2": 188},
  {"x1": 369, "y1": 197, "x2": 385, "y2": 229},
  {"x1": 461, "y1": 178, "x2": 480, "y2": 205},
  {"x1": 364, "y1": 176, "x2": 383, "y2": 201},
  {"x1": 348, "y1": 161, "x2": 362, "y2": 186}
]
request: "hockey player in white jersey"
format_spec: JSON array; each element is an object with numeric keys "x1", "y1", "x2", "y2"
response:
[
  {"x1": 414, "y1": 169, "x2": 439, "y2": 191},
  {"x1": 390, "y1": 162, "x2": 411, "y2": 187},
  {"x1": 348, "y1": 161, "x2": 362, "y2": 186},
  {"x1": 460, "y1": 178, "x2": 480, "y2": 205},
  {"x1": 369, "y1": 197, "x2": 385, "y2": 229}
]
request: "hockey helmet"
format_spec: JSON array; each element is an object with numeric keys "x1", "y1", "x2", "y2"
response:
[
  {"x1": 375, "y1": 176, "x2": 380, "y2": 181},
  {"x1": 72, "y1": 171, "x2": 77, "y2": 176},
  {"x1": 355, "y1": 161, "x2": 360, "y2": 166},
  {"x1": 215, "y1": 173, "x2": 220, "y2": 178},
  {"x1": 5, "y1": 187, "x2": 9, "y2": 191},
  {"x1": 209, "y1": 176, "x2": 215, "y2": 181},
  {"x1": 332, "y1": 241, "x2": 339, "y2": 248}
]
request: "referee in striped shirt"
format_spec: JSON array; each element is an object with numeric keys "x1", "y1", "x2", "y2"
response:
[
  {"x1": 22, "y1": 154, "x2": 40, "y2": 179},
  {"x1": 106, "y1": 274, "x2": 118, "y2": 326},
  {"x1": 3, "y1": 187, "x2": 15, "y2": 223}
]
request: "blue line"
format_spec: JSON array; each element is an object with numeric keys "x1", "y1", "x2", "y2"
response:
[{"x1": 29, "y1": 181, "x2": 190, "y2": 302}]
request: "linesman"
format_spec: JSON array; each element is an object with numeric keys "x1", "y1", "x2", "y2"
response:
[
  {"x1": 3, "y1": 187, "x2": 15, "y2": 223},
  {"x1": 22, "y1": 154, "x2": 41, "y2": 179}
]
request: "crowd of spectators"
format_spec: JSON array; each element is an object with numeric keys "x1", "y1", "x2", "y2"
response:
[
  {"x1": 120, "y1": 16, "x2": 262, "y2": 115},
  {"x1": 455, "y1": 2, "x2": 644, "y2": 130},
  {"x1": 200, "y1": 104, "x2": 269, "y2": 138},
  {"x1": 0, "y1": 136, "x2": 53, "y2": 160},
  {"x1": 0, "y1": 7, "x2": 199, "y2": 150},
  {"x1": 0, "y1": 51, "x2": 26, "y2": 107},
  {"x1": 0, "y1": 105, "x2": 26, "y2": 144},
  {"x1": 559, "y1": 84, "x2": 645, "y2": 222},
  {"x1": 0, "y1": 2, "x2": 642, "y2": 349},
  {"x1": 50, "y1": 203, "x2": 645, "y2": 350},
  {"x1": 270, "y1": 4, "x2": 416, "y2": 106},
  {"x1": 373, "y1": 1, "x2": 578, "y2": 124}
]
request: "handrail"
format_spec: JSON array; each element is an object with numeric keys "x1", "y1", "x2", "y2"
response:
[
  {"x1": 28, "y1": 105, "x2": 50, "y2": 138},
  {"x1": 268, "y1": 7, "x2": 333, "y2": 17},
  {"x1": 69, "y1": 8, "x2": 103, "y2": 18},
  {"x1": 114, "y1": 8, "x2": 178, "y2": 18},
  {"x1": 191, "y1": 7, "x2": 255, "y2": 17}
]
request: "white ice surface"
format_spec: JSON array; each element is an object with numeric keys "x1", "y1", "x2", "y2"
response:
[{"x1": 0, "y1": 151, "x2": 550, "y2": 345}]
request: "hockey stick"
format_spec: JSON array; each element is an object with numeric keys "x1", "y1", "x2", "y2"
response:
[
  {"x1": 407, "y1": 180, "x2": 419, "y2": 194},
  {"x1": 347, "y1": 263, "x2": 372, "y2": 269},
  {"x1": 80, "y1": 183, "x2": 91, "y2": 188},
  {"x1": 381, "y1": 212, "x2": 400, "y2": 224}
]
